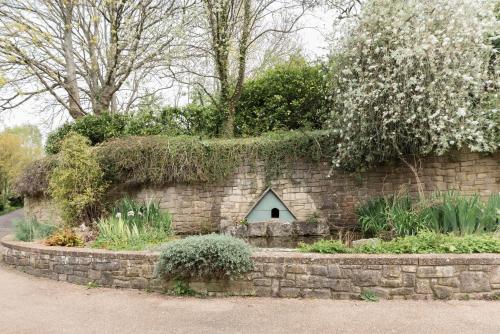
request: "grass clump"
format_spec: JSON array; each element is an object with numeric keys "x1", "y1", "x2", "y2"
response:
[
  {"x1": 157, "y1": 234, "x2": 253, "y2": 279},
  {"x1": 92, "y1": 198, "x2": 172, "y2": 251},
  {"x1": 356, "y1": 192, "x2": 500, "y2": 238},
  {"x1": 14, "y1": 217, "x2": 57, "y2": 242},
  {"x1": 299, "y1": 232, "x2": 500, "y2": 254}
]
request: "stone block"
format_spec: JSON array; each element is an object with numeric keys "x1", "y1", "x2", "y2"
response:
[
  {"x1": 302, "y1": 289, "x2": 331, "y2": 299},
  {"x1": 309, "y1": 265, "x2": 328, "y2": 276},
  {"x1": 286, "y1": 264, "x2": 307, "y2": 274},
  {"x1": 459, "y1": 272, "x2": 491, "y2": 293},
  {"x1": 417, "y1": 266, "x2": 455, "y2": 278},
  {"x1": 382, "y1": 265, "x2": 401, "y2": 278},
  {"x1": 263, "y1": 264, "x2": 285, "y2": 278},
  {"x1": 490, "y1": 266, "x2": 500, "y2": 284},
  {"x1": 280, "y1": 288, "x2": 301, "y2": 298},
  {"x1": 416, "y1": 279, "x2": 432, "y2": 294},
  {"x1": 253, "y1": 278, "x2": 272, "y2": 287},
  {"x1": 432, "y1": 285, "x2": 454, "y2": 300},
  {"x1": 402, "y1": 266, "x2": 417, "y2": 273},
  {"x1": 329, "y1": 279, "x2": 352, "y2": 292},
  {"x1": 327, "y1": 265, "x2": 345, "y2": 278},
  {"x1": 352, "y1": 269, "x2": 382, "y2": 287},
  {"x1": 88, "y1": 269, "x2": 101, "y2": 280},
  {"x1": 402, "y1": 273, "x2": 416, "y2": 287}
]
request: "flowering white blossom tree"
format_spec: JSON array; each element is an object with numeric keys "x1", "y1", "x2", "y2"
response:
[{"x1": 330, "y1": 0, "x2": 499, "y2": 172}]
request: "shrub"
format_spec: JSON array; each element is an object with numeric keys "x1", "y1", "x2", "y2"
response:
[
  {"x1": 330, "y1": 0, "x2": 498, "y2": 171},
  {"x1": 157, "y1": 234, "x2": 253, "y2": 279},
  {"x1": 45, "y1": 113, "x2": 128, "y2": 154},
  {"x1": 45, "y1": 106, "x2": 219, "y2": 154},
  {"x1": 14, "y1": 218, "x2": 56, "y2": 242},
  {"x1": 92, "y1": 198, "x2": 172, "y2": 250},
  {"x1": 299, "y1": 232, "x2": 500, "y2": 254},
  {"x1": 236, "y1": 57, "x2": 331, "y2": 136},
  {"x1": 48, "y1": 133, "x2": 107, "y2": 225},
  {"x1": 44, "y1": 228, "x2": 83, "y2": 247}
]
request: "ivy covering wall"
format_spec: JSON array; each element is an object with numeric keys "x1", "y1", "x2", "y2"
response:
[{"x1": 15, "y1": 130, "x2": 336, "y2": 197}]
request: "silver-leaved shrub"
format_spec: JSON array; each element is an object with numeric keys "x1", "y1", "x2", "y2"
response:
[{"x1": 157, "y1": 234, "x2": 253, "y2": 279}]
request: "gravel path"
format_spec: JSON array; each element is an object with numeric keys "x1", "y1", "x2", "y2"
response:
[{"x1": 1, "y1": 210, "x2": 500, "y2": 334}]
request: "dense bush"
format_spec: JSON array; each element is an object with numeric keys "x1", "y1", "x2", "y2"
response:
[
  {"x1": 235, "y1": 57, "x2": 331, "y2": 136},
  {"x1": 17, "y1": 130, "x2": 334, "y2": 197},
  {"x1": 330, "y1": 0, "x2": 498, "y2": 171},
  {"x1": 45, "y1": 106, "x2": 219, "y2": 154},
  {"x1": 93, "y1": 198, "x2": 172, "y2": 250},
  {"x1": 356, "y1": 192, "x2": 500, "y2": 238},
  {"x1": 299, "y1": 232, "x2": 500, "y2": 254},
  {"x1": 157, "y1": 234, "x2": 253, "y2": 279},
  {"x1": 49, "y1": 133, "x2": 107, "y2": 225},
  {"x1": 14, "y1": 218, "x2": 56, "y2": 242}
]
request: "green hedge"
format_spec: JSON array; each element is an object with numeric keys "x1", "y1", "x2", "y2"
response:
[
  {"x1": 157, "y1": 234, "x2": 253, "y2": 279},
  {"x1": 45, "y1": 106, "x2": 218, "y2": 154},
  {"x1": 16, "y1": 130, "x2": 335, "y2": 197}
]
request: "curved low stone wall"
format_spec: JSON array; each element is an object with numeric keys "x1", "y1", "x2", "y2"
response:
[{"x1": 2, "y1": 236, "x2": 500, "y2": 300}]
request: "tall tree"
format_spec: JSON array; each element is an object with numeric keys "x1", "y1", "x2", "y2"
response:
[
  {"x1": 0, "y1": 125, "x2": 42, "y2": 206},
  {"x1": 175, "y1": 0, "x2": 310, "y2": 137},
  {"x1": 0, "y1": 0, "x2": 184, "y2": 118}
]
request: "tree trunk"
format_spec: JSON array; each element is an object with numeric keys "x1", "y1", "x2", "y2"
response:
[{"x1": 61, "y1": 1, "x2": 84, "y2": 119}]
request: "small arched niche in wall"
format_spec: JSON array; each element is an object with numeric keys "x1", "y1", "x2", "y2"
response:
[{"x1": 245, "y1": 188, "x2": 296, "y2": 223}]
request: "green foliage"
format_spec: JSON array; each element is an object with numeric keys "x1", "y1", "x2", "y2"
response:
[
  {"x1": 93, "y1": 198, "x2": 172, "y2": 250},
  {"x1": 236, "y1": 57, "x2": 331, "y2": 136},
  {"x1": 298, "y1": 239, "x2": 350, "y2": 254},
  {"x1": 44, "y1": 228, "x2": 84, "y2": 247},
  {"x1": 356, "y1": 194, "x2": 427, "y2": 238},
  {"x1": 300, "y1": 232, "x2": 500, "y2": 254},
  {"x1": 169, "y1": 280, "x2": 197, "y2": 296},
  {"x1": 48, "y1": 133, "x2": 107, "y2": 225},
  {"x1": 356, "y1": 192, "x2": 499, "y2": 238},
  {"x1": 157, "y1": 234, "x2": 253, "y2": 279},
  {"x1": 14, "y1": 217, "x2": 56, "y2": 242},
  {"x1": 45, "y1": 106, "x2": 219, "y2": 154},
  {"x1": 17, "y1": 130, "x2": 334, "y2": 197},
  {"x1": 360, "y1": 290, "x2": 379, "y2": 302},
  {"x1": 45, "y1": 113, "x2": 129, "y2": 154},
  {"x1": 306, "y1": 212, "x2": 320, "y2": 224},
  {"x1": 422, "y1": 192, "x2": 500, "y2": 235},
  {"x1": 0, "y1": 125, "x2": 42, "y2": 208}
]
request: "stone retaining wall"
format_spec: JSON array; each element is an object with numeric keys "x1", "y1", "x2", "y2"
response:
[
  {"x1": 25, "y1": 151, "x2": 500, "y2": 234},
  {"x1": 2, "y1": 237, "x2": 500, "y2": 300}
]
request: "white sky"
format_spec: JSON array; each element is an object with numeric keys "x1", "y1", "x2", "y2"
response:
[{"x1": 0, "y1": 8, "x2": 335, "y2": 139}]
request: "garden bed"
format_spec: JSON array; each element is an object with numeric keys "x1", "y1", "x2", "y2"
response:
[{"x1": 2, "y1": 235, "x2": 500, "y2": 300}]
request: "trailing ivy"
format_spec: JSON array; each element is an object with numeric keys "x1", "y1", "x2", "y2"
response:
[{"x1": 16, "y1": 130, "x2": 336, "y2": 197}]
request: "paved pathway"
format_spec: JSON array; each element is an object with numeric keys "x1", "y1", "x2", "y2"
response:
[
  {"x1": 1, "y1": 211, "x2": 500, "y2": 334},
  {"x1": 0, "y1": 209, "x2": 22, "y2": 239}
]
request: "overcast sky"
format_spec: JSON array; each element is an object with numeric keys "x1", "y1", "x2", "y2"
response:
[{"x1": 0, "y1": 8, "x2": 335, "y2": 139}]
